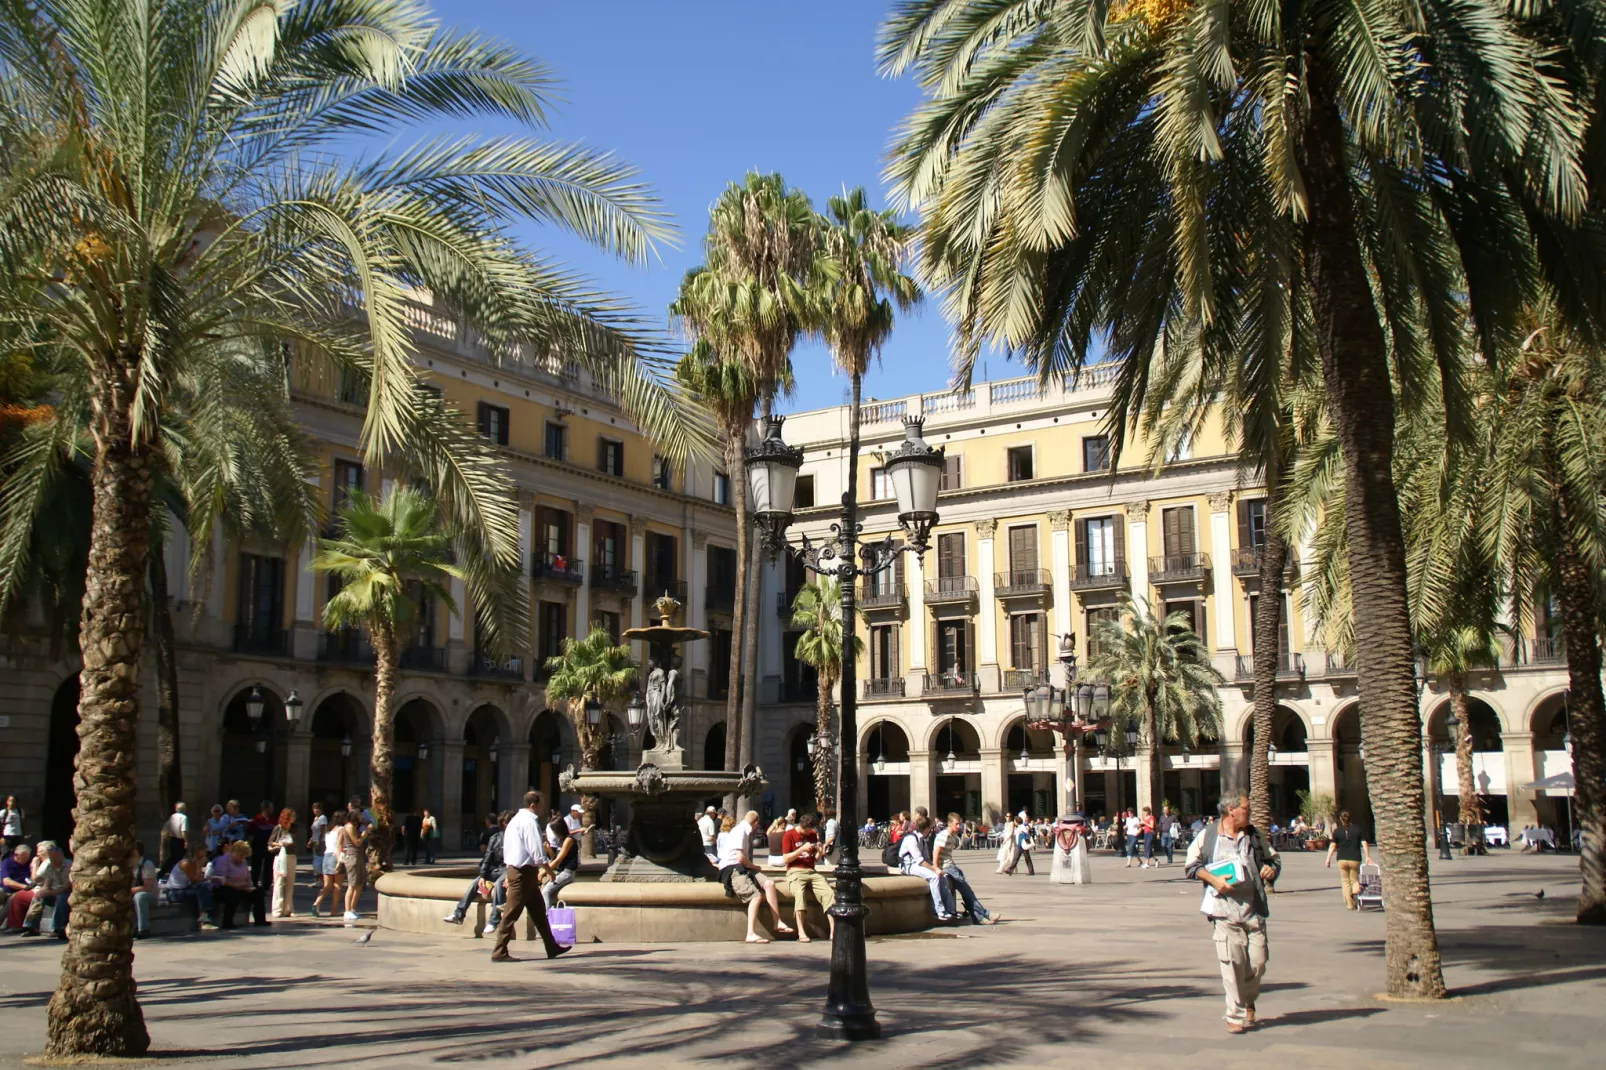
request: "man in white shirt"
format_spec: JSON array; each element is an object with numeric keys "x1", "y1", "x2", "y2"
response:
[
  {"x1": 821, "y1": 807, "x2": 838, "y2": 861},
  {"x1": 718, "y1": 810, "x2": 790, "y2": 943},
  {"x1": 565, "y1": 804, "x2": 583, "y2": 834},
  {"x1": 934, "y1": 813, "x2": 998, "y2": 925},
  {"x1": 698, "y1": 807, "x2": 718, "y2": 864},
  {"x1": 162, "y1": 802, "x2": 188, "y2": 876},
  {"x1": 899, "y1": 814, "x2": 955, "y2": 921},
  {"x1": 1124, "y1": 811, "x2": 1143, "y2": 868},
  {"x1": 491, "y1": 791, "x2": 570, "y2": 963}
]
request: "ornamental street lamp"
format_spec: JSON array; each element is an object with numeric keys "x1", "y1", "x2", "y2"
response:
[
  {"x1": 417, "y1": 740, "x2": 431, "y2": 762},
  {"x1": 341, "y1": 734, "x2": 352, "y2": 758},
  {"x1": 1022, "y1": 651, "x2": 1109, "y2": 814},
  {"x1": 626, "y1": 692, "x2": 646, "y2": 743},
  {"x1": 245, "y1": 686, "x2": 265, "y2": 726},
  {"x1": 284, "y1": 690, "x2": 303, "y2": 727},
  {"x1": 744, "y1": 411, "x2": 943, "y2": 1042}
]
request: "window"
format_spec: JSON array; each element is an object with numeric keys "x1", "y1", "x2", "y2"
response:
[
  {"x1": 592, "y1": 610, "x2": 621, "y2": 645},
  {"x1": 332, "y1": 460, "x2": 364, "y2": 515},
  {"x1": 538, "y1": 508, "x2": 572, "y2": 557},
  {"x1": 1163, "y1": 600, "x2": 1205, "y2": 645},
  {"x1": 708, "y1": 546, "x2": 738, "y2": 609},
  {"x1": 1086, "y1": 606, "x2": 1120, "y2": 658},
  {"x1": 593, "y1": 520, "x2": 624, "y2": 573},
  {"x1": 1238, "y1": 498, "x2": 1268, "y2": 549},
  {"x1": 539, "y1": 601, "x2": 567, "y2": 662},
  {"x1": 543, "y1": 422, "x2": 567, "y2": 461},
  {"x1": 337, "y1": 365, "x2": 367, "y2": 405},
  {"x1": 1009, "y1": 613, "x2": 1045, "y2": 672},
  {"x1": 709, "y1": 627, "x2": 733, "y2": 699},
  {"x1": 476, "y1": 402, "x2": 509, "y2": 445},
  {"x1": 781, "y1": 631, "x2": 818, "y2": 700},
  {"x1": 237, "y1": 553, "x2": 284, "y2": 642},
  {"x1": 713, "y1": 471, "x2": 731, "y2": 505},
  {"x1": 652, "y1": 455, "x2": 673, "y2": 490},
  {"x1": 1007, "y1": 445, "x2": 1034, "y2": 481},
  {"x1": 794, "y1": 474, "x2": 815, "y2": 509},
  {"x1": 599, "y1": 438, "x2": 624, "y2": 477},
  {"x1": 935, "y1": 620, "x2": 973, "y2": 676},
  {"x1": 941, "y1": 454, "x2": 963, "y2": 491},
  {"x1": 937, "y1": 532, "x2": 966, "y2": 580},
  {"x1": 870, "y1": 467, "x2": 891, "y2": 500},
  {"x1": 645, "y1": 532, "x2": 677, "y2": 592},
  {"x1": 1083, "y1": 435, "x2": 1110, "y2": 472},
  {"x1": 1247, "y1": 594, "x2": 1289, "y2": 654},
  {"x1": 1075, "y1": 515, "x2": 1124, "y2": 577},
  {"x1": 1008, "y1": 525, "x2": 1038, "y2": 573},
  {"x1": 1162, "y1": 506, "x2": 1197, "y2": 558},
  {"x1": 870, "y1": 624, "x2": 900, "y2": 681}
]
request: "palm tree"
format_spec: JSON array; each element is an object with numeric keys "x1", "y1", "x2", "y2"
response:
[
  {"x1": 313, "y1": 488, "x2": 460, "y2": 875},
  {"x1": 0, "y1": 1, "x2": 681, "y2": 1053},
  {"x1": 676, "y1": 173, "x2": 823, "y2": 797},
  {"x1": 880, "y1": 0, "x2": 1606, "y2": 995},
  {"x1": 1084, "y1": 594, "x2": 1224, "y2": 813},
  {"x1": 1423, "y1": 626, "x2": 1505, "y2": 836},
  {"x1": 543, "y1": 626, "x2": 638, "y2": 843},
  {"x1": 1481, "y1": 310, "x2": 1606, "y2": 922},
  {"x1": 790, "y1": 578, "x2": 865, "y2": 809}
]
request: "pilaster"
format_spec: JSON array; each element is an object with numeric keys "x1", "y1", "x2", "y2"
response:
[{"x1": 1208, "y1": 492, "x2": 1236, "y2": 652}]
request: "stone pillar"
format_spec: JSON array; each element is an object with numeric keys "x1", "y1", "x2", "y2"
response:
[
  {"x1": 1049, "y1": 511, "x2": 1072, "y2": 643},
  {"x1": 907, "y1": 549, "x2": 927, "y2": 695},
  {"x1": 979, "y1": 748, "x2": 1005, "y2": 825},
  {"x1": 447, "y1": 576, "x2": 469, "y2": 674},
  {"x1": 975, "y1": 519, "x2": 1000, "y2": 691},
  {"x1": 284, "y1": 733, "x2": 312, "y2": 813},
  {"x1": 441, "y1": 741, "x2": 465, "y2": 852},
  {"x1": 518, "y1": 500, "x2": 532, "y2": 579},
  {"x1": 292, "y1": 532, "x2": 320, "y2": 660},
  {"x1": 1503, "y1": 731, "x2": 1541, "y2": 829},
  {"x1": 575, "y1": 505, "x2": 593, "y2": 633},
  {"x1": 1221, "y1": 741, "x2": 1247, "y2": 794},
  {"x1": 1126, "y1": 500, "x2": 1150, "y2": 607},
  {"x1": 908, "y1": 751, "x2": 933, "y2": 817},
  {"x1": 1306, "y1": 738, "x2": 1337, "y2": 804},
  {"x1": 1135, "y1": 745, "x2": 1156, "y2": 812},
  {"x1": 1209, "y1": 492, "x2": 1236, "y2": 653},
  {"x1": 629, "y1": 516, "x2": 647, "y2": 663},
  {"x1": 502, "y1": 742, "x2": 532, "y2": 807}
]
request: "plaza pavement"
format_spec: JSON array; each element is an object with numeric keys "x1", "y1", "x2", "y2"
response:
[{"x1": 0, "y1": 849, "x2": 1600, "y2": 1069}]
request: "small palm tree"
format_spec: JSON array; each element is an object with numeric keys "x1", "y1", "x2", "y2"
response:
[
  {"x1": 1423, "y1": 625, "x2": 1505, "y2": 832},
  {"x1": 1084, "y1": 594, "x2": 1224, "y2": 814},
  {"x1": 313, "y1": 489, "x2": 460, "y2": 876},
  {"x1": 544, "y1": 626, "x2": 638, "y2": 838},
  {"x1": 790, "y1": 578, "x2": 864, "y2": 810}
]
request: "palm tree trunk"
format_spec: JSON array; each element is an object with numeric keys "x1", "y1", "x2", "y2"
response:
[
  {"x1": 1145, "y1": 690, "x2": 1164, "y2": 817},
  {"x1": 367, "y1": 621, "x2": 398, "y2": 878},
  {"x1": 46, "y1": 368, "x2": 152, "y2": 1058},
  {"x1": 723, "y1": 434, "x2": 746, "y2": 808},
  {"x1": 1249, "y1": 499, "x2": 1290, "y2": 831},
  {"x1": 148, "y1": 535, "x2": 184, "y2": 832},
  {"x1": 813, "y1": 667, "x2": 836, "y2": 810},
  {"x1": 1302, "y1": 58, "x2": 1445, "y2": 997},
  {"x1": 1449, "y1": 674, "x2": 1484, "y2": 841},
  {"x1": 1551, "y1": 478, "x2": 1606, "y2": 923}
]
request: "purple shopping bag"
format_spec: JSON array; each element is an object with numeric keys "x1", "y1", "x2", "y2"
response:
[{"x1": 547, "y1": 905, "x2": 576, "y2": 946}]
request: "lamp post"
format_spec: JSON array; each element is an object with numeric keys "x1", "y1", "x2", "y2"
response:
[
  {"x1": 1437, "y1": 712, "x2": 1458, "y2": 861},
  {"x1": 245, "y1": 686, "x2": 274, "y2": 802},
  {"x1": 745, "y1": 411, "x2": 943, "y2": 1042},
  {"x1": 1022, "y1": 640, "x2": 1108, "y2": 815}
]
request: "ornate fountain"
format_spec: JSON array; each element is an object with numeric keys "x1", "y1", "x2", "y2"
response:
[{"x1": 561, "y1": 594, "x2": 766, "y2": 882}]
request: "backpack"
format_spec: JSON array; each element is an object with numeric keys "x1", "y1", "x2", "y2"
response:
[{"x1": 881, "y1": 834, "x2": 904, "y2": 868}]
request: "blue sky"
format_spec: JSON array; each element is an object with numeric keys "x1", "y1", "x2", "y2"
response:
[{"x1": 430, "y1": 0, "x2": 1021, "y2": 413}]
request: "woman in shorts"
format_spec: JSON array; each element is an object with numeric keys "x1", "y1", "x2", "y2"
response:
[{"x1": 310, "y1": 808, "x2": 347, "y2": 918}]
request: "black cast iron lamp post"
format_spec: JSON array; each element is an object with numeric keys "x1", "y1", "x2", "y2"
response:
[
  {"x1": 1439, "y1": 713, "x2": 1460, "y2": 860},
  {"x1": 744, "y1": 412, "x2": 943, "y2": 1042}
]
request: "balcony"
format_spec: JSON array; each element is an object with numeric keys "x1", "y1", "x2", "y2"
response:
[
  {"x1": 706, "y1": 584, "x2": 737, "y2": 614},
  {"x1": 232, "y1": 624, "x2": 289, "y2": 657},
  {"x1": 923, "y1": 670, "x2": 979, "y2": 696},
  {"x1": 1529, "y1": 636, "x2": 1565, "y2": 665},
  {"x1": 1233, "y1": 546, "x2": 1295, "y2": 579},
  {"x1": 1003, "y1": 669, "x2": 1047, "y2": 690},
  {"x1": 399, "y1": 645, "x2": 447, "y2": 672},
  {"x1": 318, "y1": 629, "x2": 374, "y2": 665},
  {"x1": 1325, "y1": 652, "x2": 1356, "y2": 677},
  {"x1": 469, "y1": 653, "x2": 525, "y2": 680},
  {"x1": 1150, "y1": 552, "x2": 1211, "y2": 584},
  {"x1": 591, "y1": 564, "x2": 638, "y2": 595},
  {"x1": 995, "y1": 569, "x2": 1052, "y2": 599},
  {"x1": 530, "y1": 550, "x2": 584, "y2": 585},
  {"x1": 1235, "y1": 652, "x2": 1306, "y2": 681},
  {"x1": 925, "y1": 575, "x2": 979, "y2": 605},
  {"x1": 645, "y1": 577, "x2": 687, "y2": 605},
  {"x1": 859, "y1": 581, "x2": 907, "y2": 611},
  {"x1": 863, "y1": 677, "x2": 906, "y2": 698},
  {"x1": 1070, "y1": 561, "x2": 1128, "y2": 592}
]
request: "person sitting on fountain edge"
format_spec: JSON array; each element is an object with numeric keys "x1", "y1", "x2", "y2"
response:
[{"x1": 716, "y1": 811, "x2": 792, "y2": 944}]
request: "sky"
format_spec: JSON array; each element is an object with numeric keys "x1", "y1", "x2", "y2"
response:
[{"x1": 428, "y1": 0, "x2": 1019, "y2": 415}]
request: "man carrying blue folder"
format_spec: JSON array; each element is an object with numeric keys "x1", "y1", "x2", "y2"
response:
[{"x1": 1184, "y1": 794, "x2": 1281, "y2": 1034}]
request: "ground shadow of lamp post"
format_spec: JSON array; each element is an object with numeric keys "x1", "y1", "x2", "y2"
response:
[{"x1": 745, "y1": 411, "x2": 943, "y2": 1042}]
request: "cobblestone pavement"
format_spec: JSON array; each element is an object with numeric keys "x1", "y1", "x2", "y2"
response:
[{"x1": 0, "y1": 850, "x2": 1600, "y2": 1068}]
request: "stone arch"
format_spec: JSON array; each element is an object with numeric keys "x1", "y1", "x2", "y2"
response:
[
  {"x1": 1526, "y1": 687, "x2": 1572, "y2": 737},
  {"x1": 42, "y1": 675, "x2": 81, "y2": 846},
  {"x1": 703, "y1": 721, "x2": 727, "y2": 772},
  {"x1": 461, "y1": 704, "x2": 510, "y2": 819},
  {"x1": 786, "y1": 721, "x2": 819, "y2": 813},
  {"x1": 528, "y1": 708, "x2": 572, "y2": 810},
  {"x1": 307, "y1": 691, "x2": 366, "y2": 814},
  {"x1": 862, "y1": 720, "x2": 911, "y2": 763},
  {"x1": 1426, "y1": 695, "x2": 1503, "y2": 751},
  {"x1": 218, "y1": 683, "x2": 291, "y2": 811},
  {"x1": 1240, "y1": 703, "x2": 1310, "y2": 752},
  {"x1": 304, "y1": 686, "x2": 372, "y2": 736},
  {"x1": 928, "y1": 716, "x2": 982, "y2": 758},
  {"x1": 999, "y1": 715, "x2": 1056, "y2": 758},
  {"x1": 391, "y1": 697, "x2": 445, "y2": 815}
]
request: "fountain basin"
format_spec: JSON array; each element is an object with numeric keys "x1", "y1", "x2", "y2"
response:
[{"x1": 375, "y1": 867, "x2": 937, "y2": 942}]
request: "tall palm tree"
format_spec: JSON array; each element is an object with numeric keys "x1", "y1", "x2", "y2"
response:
[
  {"x1": 544, "y1": 626, "x2": 638, "y2": 841},
  {"x1": 673, "y1": 299, "x2": 760, "y2": 781},
  {"x1": 313, "y1": 488, "x2": 460, "y2": 875},
  {"x1": 677, "y1": 174, "x2": 823, "y2": 797},
  {"x1": 790, "y1": 578, "x2": 864, "y2": 810},
  {"x1": 1084, "y1": 594, "x2": 1224, "y2": 813},
  {"x1": 880, "y1": 0, "x2": 1606, "y2": 996},
  {"x1": 1481, "y1": 310, "x2": 1606, "y2": 922},
  {"x1": 0, "y1": 1, "x2": 681, "y2": 1053}
]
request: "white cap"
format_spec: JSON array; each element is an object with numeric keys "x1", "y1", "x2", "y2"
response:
[
  {"x1": 570, "y1": 804, "x2": 583, "y2": 813},
  {"x1": 705, "y1": 806, "x2": 716, "y2": 814}
]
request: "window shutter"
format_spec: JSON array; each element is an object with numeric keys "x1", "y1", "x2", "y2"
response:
[
  {"x1": 963, "y1": 621, "x2": 975, "y2": 677},
  {"x1": 1181, "y1": 507, "x2": 1196, "y2": 554},
  {"x1": 1074, "y1": 518, "x2": 1088, "y2": 571},
  {"x1": 1113, "y1": 514, "x2": 1126, "y2": 565},
  {"x1": 1010, "y1": 525, "x2": 1037, "y2": 572},
  {"x1": 1034, "y1": 614, "x2": 1046, "y2": 672},
  {"x1": 893, "y1": 552, "x2": 905, "y2": 591},
  {"x1": 1237, "y1": 498, "x2": 1251, "y2": 550},
  {"x1": 890, "y1": 621, "x2": 900, "y2": 679}
]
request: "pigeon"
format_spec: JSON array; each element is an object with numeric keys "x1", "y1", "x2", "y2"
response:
[
  {"x1": 354, "y1": 929, "x2": 374, "y2": 945},
  {"x1": 1536, "y1": 889, "x2": 1545, "y2": 900}
]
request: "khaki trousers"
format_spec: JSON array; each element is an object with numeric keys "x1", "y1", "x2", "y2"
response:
[
  {"x1": 492, "y1": 864, "x2": 560, "y2": 959},
  {"x1": 1337, "y1": 860, "x2": 1361, "y2": 908},
  {"x1": 1211, "y1": 917, "x2": 1268, "y2": 1025}
]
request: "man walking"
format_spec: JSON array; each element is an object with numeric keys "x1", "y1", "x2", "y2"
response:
[
  {"x1": 1324, "y1": 810, "x2": 1372, "y2": 909},
  {"x1": 1159, "y1": 805, "x2": 1179, "y2": 866},
  {"x1": 698, "y1": 806, "x2": 718, "y2": 865},
  {"x1": 1185, "y1": 794, "x2": 1281, "y2": 1034},
  {"x1": 491, "y1": 792, "x2": 569, "y2": 964}
]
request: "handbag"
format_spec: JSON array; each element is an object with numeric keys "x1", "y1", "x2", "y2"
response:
[{"x1": 547, "y1": 903, "x2": 576, "y2": 946}]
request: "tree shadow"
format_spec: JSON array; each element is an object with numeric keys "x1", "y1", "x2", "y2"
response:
[{"x1": 1258, "y1": 1007, "x2": 1386, "y2": 1029}]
